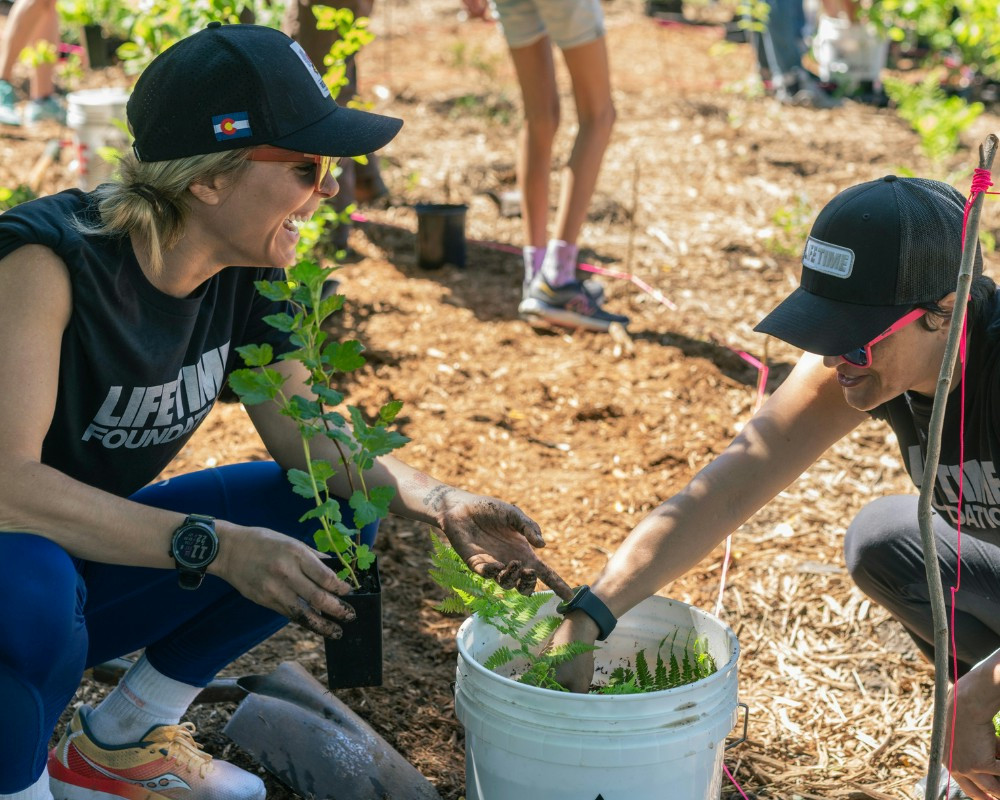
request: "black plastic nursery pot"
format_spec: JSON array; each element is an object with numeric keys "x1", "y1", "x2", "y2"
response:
[
  {"x1": 82, "y1": 25, "x2": 111, "y2": 69},
  {"x1": 414, "y1": 203, "x2": 467, "y2": 269},
  {"x1": 324, "y1": 557, "x2": 383, "y2": 690}
]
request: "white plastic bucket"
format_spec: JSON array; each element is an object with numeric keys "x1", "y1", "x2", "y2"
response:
[
  {"x1": 455, "y1": 595, "x2": 741, "y2": 800},
  {"x1": 66, "y1": 88, "x2": 130, "y2": 191},
  {"x1": 812, "y1": 15, "x2": 889, "y2": 85}
]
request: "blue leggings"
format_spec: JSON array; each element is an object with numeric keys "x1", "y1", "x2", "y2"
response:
[{"x1": 0, "y1": 461, "x2": 377, "y2": 792}]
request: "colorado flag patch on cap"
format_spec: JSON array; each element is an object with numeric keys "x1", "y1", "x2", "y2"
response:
[{"x1": 212, "y1": 111, "x2": 252, "y2": 141}]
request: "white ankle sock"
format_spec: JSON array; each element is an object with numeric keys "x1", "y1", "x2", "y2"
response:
[
  {"x1": 86, "y1": 654, "x2": 201, "y2": 745},
  {"x1": 540, "y1": 239, "x2": 579, "y2": 287},
  {"x1": 522, "y1": 246, "x2": 544, "y2": 286},
  {"x1": 1, "y1": 767, "x2": 53, "y2": 800}
]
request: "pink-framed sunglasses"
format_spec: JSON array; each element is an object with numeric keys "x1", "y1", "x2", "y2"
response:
[
  {"x1": 839, "y1": 308, "x2": 927, "y2": 368},
  {"x1": 245, "y1": 145, "x2": 334, "y2": 192}
]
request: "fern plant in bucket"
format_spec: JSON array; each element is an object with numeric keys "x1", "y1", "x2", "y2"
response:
[{"x1": 430, "y1": 536, "x2": 717, "y2": 693}]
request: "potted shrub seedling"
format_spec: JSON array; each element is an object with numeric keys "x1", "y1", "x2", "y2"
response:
[{"x1": 229, "y1": 259, "x2": 409, "y2": 688}]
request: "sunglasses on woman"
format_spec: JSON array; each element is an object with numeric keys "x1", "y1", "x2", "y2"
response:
[
  {"x1": 246, "y1": 146, "x2": 334, "y2": 192},
  {"x1": 839, "y1": 308, "x2": 927, "y2": 368}
]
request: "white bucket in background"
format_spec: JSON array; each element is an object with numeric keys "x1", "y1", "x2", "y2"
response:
[
  {"x1": 455, "y1": 594, "x2": 741, "y2": 800},
  {"x1": 812, "y1": 15, "x2": 889, "y2": 85},
  {"x1": 66, "y1": 88, "x2": 131, "y2": 191}
]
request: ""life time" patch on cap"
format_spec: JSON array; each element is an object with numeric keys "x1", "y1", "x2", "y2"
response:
[{"x1": 802, "y1": 236, "x2": 854, "y2": 278}]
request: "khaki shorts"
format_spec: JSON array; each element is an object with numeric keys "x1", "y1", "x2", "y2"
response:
[{"x1": 489, "y1": 0, "x2": 605, "y2": 50}]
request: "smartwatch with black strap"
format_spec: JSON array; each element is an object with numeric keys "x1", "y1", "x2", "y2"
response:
[
  {"x1": 169, "y1": 513, "x2": 219, "y2": 590},
  {"x1": 556, "y1": 585, "x2": 617, "y2": 641}
]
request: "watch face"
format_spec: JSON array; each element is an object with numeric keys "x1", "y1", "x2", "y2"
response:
[{"x1": 174, "y1": 526, "x2": 218, "y2": 569}]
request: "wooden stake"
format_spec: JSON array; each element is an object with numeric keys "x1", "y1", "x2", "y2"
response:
[
  {"x1": 918, "y1": 132, "x2": 998, "y2": 800},
  {"x1": 624, "y1": 158, "x2": 641, "y2": 274}
]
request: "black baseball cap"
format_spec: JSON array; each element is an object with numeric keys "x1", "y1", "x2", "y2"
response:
[
  {"x1": 754, "y1": 175, "x2": 982, "y2": 356},
  {"x1": 128, "y1": 22, "x2": 403, "y2": 162}
]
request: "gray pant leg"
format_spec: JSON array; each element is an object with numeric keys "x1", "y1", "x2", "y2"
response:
[{"x1": 845, "y1": 494, "x2": 1000, "y2": 675}]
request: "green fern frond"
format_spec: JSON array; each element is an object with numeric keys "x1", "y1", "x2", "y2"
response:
[
  {"x1": 635, "y1": 649, "x2": 653, "y2": 688},
  {"x1": 483, "y1": 645, "x2": 518, "y2": 672},
  {"x1": 600, "y1": 668, "x2": 644, "y2": 695},
  {"x1": 525, "y1": 616, "x2": 562, "y2": 646},
  {"x1": 654, "y1": 649, "x2": 668, "y2": 689},
  {"x1": 518, "y1": 661, "x2": 558, "y2": 689},
  {"x1": 509, "y1": 593, "x2": 553, "y2": 629},
  {"x1": 599, "y1": 677, "x2": 645, "y2": 695},
  {"x1": 434, "y1": 596, "x2": 470, "y2": 615},
  {"x1": 544, "y1": 640, "x2": 599, "y2": 665},
  {"x1": 607, "y1": 665, "x2": 634, "y2": 685},
  {"x1": 681, "y1": 640, "x2": 693, "y2": 682}
]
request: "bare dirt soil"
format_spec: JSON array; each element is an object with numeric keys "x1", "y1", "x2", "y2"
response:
[{"x1": 7, "y1": 0, "x2": 1000, "y2": 797}]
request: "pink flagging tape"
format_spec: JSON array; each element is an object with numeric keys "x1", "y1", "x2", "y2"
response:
[
  {"x1": 736, "y1": 350, "x2": 770, "y2": 414},
  {"x1": 577, "y1": 262, "x2": 679, "y2": 310},
  {"x1": 714, "y1": 535, "x2": 733, "y2": 620},
  {"x1": 944, "y1": 168, "x2": 996, "y2": 796},
  {"x1": 57, "y1": 42, "x2": 86, "y2": 57},
  {"x1": 724, "y1": 763, "x2": 751, "y2": 798}
]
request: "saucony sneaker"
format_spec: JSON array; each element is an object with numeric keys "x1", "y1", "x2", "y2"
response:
[{"x1": 49, "y1": 705, "x2": 265, "y2": 800}]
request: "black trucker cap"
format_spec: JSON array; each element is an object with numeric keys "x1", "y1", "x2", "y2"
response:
[
  {"x1": 128, "y1": 22, "x2": 403, "y2": 162},
  {"x1": 754, "y1": 175, "x2": 982, "y2": 356}
]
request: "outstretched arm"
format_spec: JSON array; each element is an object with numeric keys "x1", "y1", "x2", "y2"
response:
[
  {"x1": 247, "y1": 359, "x2": 573, "y2": 599},
  {"x1": 554, "y1": 353, "x2": 869, "y2": 689}
]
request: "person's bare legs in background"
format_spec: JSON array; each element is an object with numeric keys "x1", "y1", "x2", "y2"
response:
[
  {"x1": 509, "y1": 20, "x2": 625, "y2": 331},
  {"x1": 0, "y1": 0, "x2": 65, "y2": 126}
]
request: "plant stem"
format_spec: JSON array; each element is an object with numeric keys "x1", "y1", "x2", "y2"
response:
[{"x1": 302, "y1": 432, "x2": 360, "y2": 588}]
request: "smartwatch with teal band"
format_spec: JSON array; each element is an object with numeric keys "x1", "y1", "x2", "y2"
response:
[{"x1": 556, "y1": 585, "x2": 617, "y2": 641}]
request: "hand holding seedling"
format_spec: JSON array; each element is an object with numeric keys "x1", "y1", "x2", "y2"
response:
[
  {"x1": 431, "y1": 487, "x2": 574, "y2": 600},
  {"x1": 213, "y1": 522, "x2": 358, "y2": 639}
]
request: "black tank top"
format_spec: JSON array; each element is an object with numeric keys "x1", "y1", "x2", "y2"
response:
[
  {"x1": 0, "y1": 189, "x2": 292, "y2": 496},
  {"x1": 872, "y1": 291, "x2": 1000, "y2": 533}
]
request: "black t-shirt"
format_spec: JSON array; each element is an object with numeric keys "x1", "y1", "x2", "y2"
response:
[
  {"x1": 0, "y1": 189, "x2": 292, "y2": 497},
  {"x1": 871, "y1": 291, "x2": 1000, "y2": 533}
]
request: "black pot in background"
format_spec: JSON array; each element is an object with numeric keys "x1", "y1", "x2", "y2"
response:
[
  {"x1": 414, "y1": 203, "x2": 467, "y2": 269},
  {"x1": 82, "y1": 25, "x2": 110, "y2": 69},
  {"x1": 324, "y1": 557, "x2": 383, "y2": 690}
]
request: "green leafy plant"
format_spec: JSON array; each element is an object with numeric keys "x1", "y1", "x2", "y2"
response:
[
  {"x1": 430, "y1": 537, "x2": 718, "y2": 693},
  {"x1": 735, "y1": 0, "x2": 769, "y2": 36},
  {"x1": 883, "y1": 71, "x2": 984, "y2": 163},
  {"x1": 229, "y1": 259, "x2": 410, "y2": 587},
  {"x1": 57, "y1": 0, "x2": 126, "y2": 34},
  {"x1": 601, "y1": 630, "x2": 717, "y2": 695},
  {"x1": 0, "y1": 184, "x2": 37, "y2": 211},
  {"x1": 294, "y1": 199, "x2": 354, "y2": 259},
  {"x1": 767, "y1": 195, "x2": 814, "y2": 258},
  {"x1": 865, "y1": 0, "x2": 1000, "y2": 84},
  {"x1": 446, "y1": 92, "x2": 515, "y2": 125},
  {"x1": 19, "y1": 40, "x2": 57, "y2": 70},
  {"x1": 116, "y1": 0, "x2": 275, "y2": 75},
  {"x1": 430, "y1": 535, "x2": 596, "y2": 690},
  {"x1": 310, "y1": 5, "x2": 373, "y2": 100}
]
